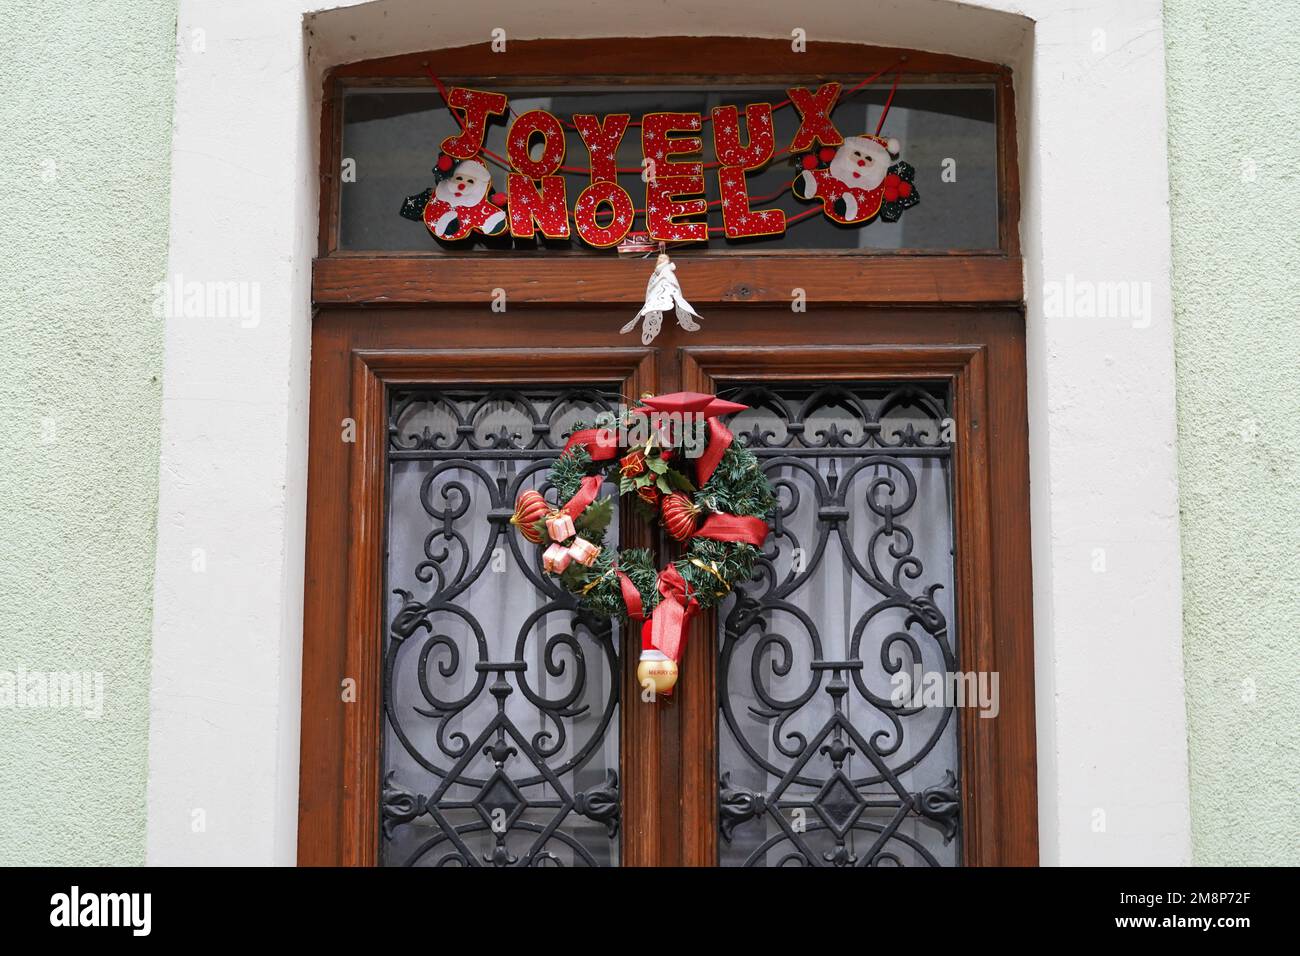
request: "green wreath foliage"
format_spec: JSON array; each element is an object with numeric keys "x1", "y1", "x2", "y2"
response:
[{"x1": 516, "y1": 411, "x2": 775, "y2": 622}]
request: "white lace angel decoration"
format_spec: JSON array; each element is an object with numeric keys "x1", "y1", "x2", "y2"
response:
[{"x1": 620, "y1": 253, "x2": 701, "y2": 345}]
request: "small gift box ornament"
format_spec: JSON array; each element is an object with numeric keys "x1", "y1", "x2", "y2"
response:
[
  {"x1": 546, "y1": 512, "x2": 577, "y2": 543},
  {"x1": 542, "y1": 543, "x2": 573, "y2": 574},
  {"x1": 568, "y1": 537, "x2": 601, "y2": 567}
]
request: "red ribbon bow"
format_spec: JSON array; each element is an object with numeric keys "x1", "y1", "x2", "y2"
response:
[
  {"x1": 695, "y1": 512, "x2": 770, "y2": 547},
  {"x1": 563, "y1": 427, "x2": 619, "y2": 461},
  {"x1": 645, "y1": 564, "x2": 698, "y2": 669},
  {"x1": 632, "y1": 391, "x2": 748, "y2": 419}
]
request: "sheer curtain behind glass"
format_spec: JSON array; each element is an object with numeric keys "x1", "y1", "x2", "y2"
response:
[
  {"x1": 380, "y1": 387, "x2": 621, "y2": 866},
  {"x1": 717, "y1": 383, "x2": 962, "y2": 866}
]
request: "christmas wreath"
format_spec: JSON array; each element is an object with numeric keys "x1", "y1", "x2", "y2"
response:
[{"x1": 507, "y1": 392, "x2": 774, "y2": 698}]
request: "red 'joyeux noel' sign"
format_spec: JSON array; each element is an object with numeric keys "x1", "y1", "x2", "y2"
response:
[{"x1": 399, "y1": 79, "x2": 920, "y2": 247}]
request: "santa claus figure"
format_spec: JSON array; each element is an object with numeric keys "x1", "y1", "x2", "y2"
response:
[
  {"x1": 792, "y1": 134, "x2": 916, "y2": 225},
  {"x1": 413, "y1": 155, "x2": 507, "y2": 241}
]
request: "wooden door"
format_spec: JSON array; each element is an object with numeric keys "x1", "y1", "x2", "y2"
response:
[{"x1": 297, "y1": 307, "x2": 1035, "y2": 866}]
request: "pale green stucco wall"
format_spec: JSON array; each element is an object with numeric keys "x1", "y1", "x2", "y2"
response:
[
  {"x1": 1165, "y1": 0, "x2": 1300, "y2": 864},
  {"x1": 0, "y1": 1, "x2": 176, "y2": 863}
]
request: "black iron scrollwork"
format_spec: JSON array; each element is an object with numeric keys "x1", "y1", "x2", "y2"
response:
[
  {"x1": 380, "y1": 387, "x2": 623, "y2": 867},
  {"x1": 716, "y1": 383, "x2": 963, "y2": 867},
  {"x1": 379, "y1": 382, "x2": 960, "y2": 868},
  {"x1": 574, "y1": 769, "x2": 621, "y2": 838},
  {"x1": 915, "y1": 769, "x2": 961, "y2": 844},
  {"x1": 718, "y1": 771, "x2": 767, "y2": 842}
]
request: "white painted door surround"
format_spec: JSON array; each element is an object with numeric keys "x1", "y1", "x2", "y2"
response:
[{"x1": 148, "y1": 0, "x2": 1189, "y2": 865}]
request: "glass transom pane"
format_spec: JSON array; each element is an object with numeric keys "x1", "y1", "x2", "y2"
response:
[{"x1": 339, "y1": 84, "x2": 998, "y2": 252}]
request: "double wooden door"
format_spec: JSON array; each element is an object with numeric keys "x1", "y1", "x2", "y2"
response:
[{"x1": 298, "y1": 307, "x2": 1036, "y2": 866}]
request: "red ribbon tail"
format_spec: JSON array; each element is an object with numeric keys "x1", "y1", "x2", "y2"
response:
[
  {"x1": 563, "y1": 427, "x2": 619, "y2": 461},
  {"x1": 650, "y1": 594, "x2": 689, "y2": 664},
  {"x1": 616, "y1": 570, "x2": 644, "y2": 622},
  {"x1": 695, "y1": 417, "x2": 734, "y2": 486},
  {"x1": 648, "y1": 565, "x2": 697, "y2": 664},
  {"x1": 695, "y1": 513, "x2": 770, "y2": 547},
  {"x1": 560, "y1": 475, "x2": 603, "y2": 519}
]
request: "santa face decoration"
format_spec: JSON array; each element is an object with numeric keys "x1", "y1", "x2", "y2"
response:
[
  {"x1": 436, "y1": 160, "x2": 490, "y2": 208},
  {"x1": 399, "y1": 156, "x2": 507, "y2": 241},
  {"x1": 792, "y1": 134, "x2": 919, "y2": 226},
  {"x1": 831, "y1": 135, "x2": 895, "y2": 192}
]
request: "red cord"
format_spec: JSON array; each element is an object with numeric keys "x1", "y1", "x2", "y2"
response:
[
  {"x1": 425, "y1": 68, "x2": 461, "y2": 130},
  {"x1": 875, "y1": 68, "x2": 902, "y2": 135}
]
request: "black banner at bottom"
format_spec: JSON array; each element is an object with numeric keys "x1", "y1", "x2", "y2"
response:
[{"x1": 0, "y1": 865, "x2": 1285, "y2": 941}]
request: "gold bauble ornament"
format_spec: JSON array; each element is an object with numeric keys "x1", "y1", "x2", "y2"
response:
[{"x1": 636, "y1": 654, "x2": 679, "y2": 696}]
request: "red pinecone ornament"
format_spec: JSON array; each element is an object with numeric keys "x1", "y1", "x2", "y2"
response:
[
  {"x1": 510, "y1": 489, "x2": 549, "y2": 543},
  {"x1": 661, "y1": 492, "x2": 700, "y2": 542}
]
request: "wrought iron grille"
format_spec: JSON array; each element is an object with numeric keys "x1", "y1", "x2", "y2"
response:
[
  {"x1": 380, "y1": 386, "x2": 623, "y2": 866},
  {"x1": 715, "y1": 383, "x2": 963, "y2": 866}
]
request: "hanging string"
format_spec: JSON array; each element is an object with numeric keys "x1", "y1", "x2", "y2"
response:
[
  {"x1": 874, "y1": 67, "x2": 903, "y2": 135},
  {"x1": 497, "y1": 56, "x2": 905, "y2": 132}
]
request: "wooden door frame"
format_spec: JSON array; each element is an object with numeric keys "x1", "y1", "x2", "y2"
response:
[
  {"x1": 298, "y1": 309, "x2": 1036, "y2": 866},
  {"x1": 298, "y1": 342, "x2": 661, "y2": 865},
  {"x1": 313, "y1": 37, "x2": 1021, "y2": 310},
  {"x1": 676, "y1": 344, "x2": 1028, "y2": 866},
  {"x1": 303, "y1": 28, "x2": 1031, "y2": 869}
]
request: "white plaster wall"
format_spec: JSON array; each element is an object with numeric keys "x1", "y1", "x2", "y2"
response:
[
  {"x1": 148, "y1": 0, "x2": 1190, "y2": 864},
  {"x1": 148, "y1": 0, "x2": 313, "y2": 865}
]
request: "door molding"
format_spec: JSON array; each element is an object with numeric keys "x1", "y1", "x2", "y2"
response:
[
  {"x1": 298, "y1": 346, "x2": 657, "y2": 865},
  {"x1": 678, "y1": 344, "x2": 1036, "y2": 866},
  {"x1": 298, "y1": 313, "x2": 1035, "y2": 866}
]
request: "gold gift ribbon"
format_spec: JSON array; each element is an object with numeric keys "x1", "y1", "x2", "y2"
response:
[
  {"x1": 689, "y1": 557, "x2": 731, "y2": 598},
  {"x1": 581, "y1": 567, "x2": 616, "y2": 595}
]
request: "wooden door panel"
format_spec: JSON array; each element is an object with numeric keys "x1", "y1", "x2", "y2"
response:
[
  {"x1": 675, "y1": 343, "x2": 1033, "y2": 866},
  {"x1": 299, "y1": 311, "x2": 1035, "y2": 866},
  {"x1": 299, "y1": 343, "x2": 658, "y2": 865}
]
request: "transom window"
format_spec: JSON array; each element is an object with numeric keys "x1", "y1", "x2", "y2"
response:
[{"x1": 336, "y1": 83, "x2": 1000, "y2": 253}]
